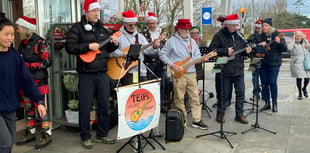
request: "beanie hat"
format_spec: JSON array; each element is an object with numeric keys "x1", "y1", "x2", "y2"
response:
[
  {"x1": 175, "y1": 19, "x2": 192, "y2": 29},
  {"x1": 83, "y1": 0, "x2": 101, "y2": 12},
  {"x1": 224, "y1": 13, "x2": 240, "y2": 25},
  {"x1": 190, "y1": 25, "x2": 201, "y2": 33},
  {"x1": 16, "y1": 16, "x2": 36, "y2": 31},
  {"x1": 263, "y1": 18, "x2": 272, "y2": 26},
  {"x1": 145, "y1": 12, "x2": 158, "y2": 23},
  {"x1": 122, "y1": 10, "x2": 137, "y2": 23},
  {"x1": 255, "y1": 18, "x2": 263, "y2": 28}
]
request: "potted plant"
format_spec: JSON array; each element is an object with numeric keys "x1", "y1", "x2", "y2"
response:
[
  {"x1": 104, "y1": 12, "x2": 122, "y2": 31},
  {"x1": 63, "y1": 74, "x2": 79, "y2": 124}
]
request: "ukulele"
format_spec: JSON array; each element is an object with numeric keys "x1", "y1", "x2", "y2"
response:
[
  {"x1": 130, "y1": 97, "x2": 152, "y2": 123},
  {"x1": 225, "y1": 43, "x2": 256, "y2": 63},
  {"x1": 171, "y1": 51, "x2": 218, "y2": 79},
  {"x1": 265, "y1": 33, "x2": 284, "y2": 51},
  {"x1": 79, "y1": 31, "x2": 121, "y2": 63},
  {"x1": 107, "y1": 33, "x2": 167, "y2": 80}
]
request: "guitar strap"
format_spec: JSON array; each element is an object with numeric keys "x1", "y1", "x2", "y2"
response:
[
  {"x1": 188, "y1": 39, "x2": 192, "y2": 58},
  {"x1": 135, "y1": 34, "x2": 139, "y2": 44}
]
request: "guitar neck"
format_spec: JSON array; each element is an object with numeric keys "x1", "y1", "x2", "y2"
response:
[
  {"x1": 99, "y1": 38, "x2": 112, "y2": 48},
  {"x1": 182, "y1": 56, "x2": 204, "y2": 70},
  {"x1": 140, "y1": 43, "x2": 153, "y2": 51},
  {"x1": 231, "y1": 48, "x2": 246, "y2": 56}
]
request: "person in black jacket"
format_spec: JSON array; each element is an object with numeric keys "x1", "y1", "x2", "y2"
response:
[
  {"x1": 259, "y1": 18, "x2": 287, "y2": 112},
  {"x1": 15, "y1": 16, "x2": 52, "y2": 149},
  {"x1": 0, "y1": 15, "x2": 46, "y2": 153},
  {"x1": 208, "y1": 13, "x2": 251, "y2": 124},
  {"x1": 65, "y1": 0, "x2": 119, "y2": 149}
]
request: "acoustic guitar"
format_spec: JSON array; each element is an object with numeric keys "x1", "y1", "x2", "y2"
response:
[
  {"x1": 107, "y1": 33, "x2": 167, "y2": 80},
  {"x1": 130, "y1": 97, "x2": 152, "y2": 123},
  {"x1": 79, "y1": 31, "x2": 121, "y2": 63},
  {"x1": 171, "y1": 51, "x2": 218, "y2": 79}
]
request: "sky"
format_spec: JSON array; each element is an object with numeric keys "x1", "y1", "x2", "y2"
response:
[{"x1": 287, "y1": 0, "x2": 310, "y2": 17}]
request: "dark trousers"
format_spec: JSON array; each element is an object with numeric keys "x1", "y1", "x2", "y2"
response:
[
  {"x1": 121, "y1": 73, "x2": 148, "y2": 86},
  {"x1": 215, "y1": 73, "x2": 232, "y2": 103},
  {"x1": 0, "y1": 112, "x2": 16, "y2": 153},
  {"x1": 217, "y1": 74, "x2": 245, "y2": 117},
  {"x1": 260, "y1": 65, "x2": 280, "y2": 104},
  {"x1": 252, "y1": 68, "x2": 260, "y2": 97},
  {"x1": 78, "y1": 73, "x2": 110, "y2": 141}
]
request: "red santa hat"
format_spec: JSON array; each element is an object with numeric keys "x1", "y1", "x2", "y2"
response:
[
  {"x1": 122, "y1": 10, "x2": 137, "y2": 22},
  {"x1": 175, "y1": 19, "x2": 192, "y2": 29},
  {"x1": 16, "y1": 16, "x2": 36, "y2": 31},
  {"x1": 255, "y1": 18, "x2": 263, "y2": 28},
  {"x1": 145, "y1": 12, "x2": 158, "y2": 23},
  {"x1": 224, "y1": 13, "x2": 240, "y2": 25},
  {"x1": 83, "y1": 0, "x2": 101, "y2": 12}
]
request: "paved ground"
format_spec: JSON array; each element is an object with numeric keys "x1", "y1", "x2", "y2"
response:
[{"x1": 12, "y1": 59, "x2": 310, "y2": 153}]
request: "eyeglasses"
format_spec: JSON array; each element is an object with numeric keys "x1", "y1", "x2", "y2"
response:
[
  {"x1": 128, "y1": 24, "x2": 136, "y2": 27},
  {"x1": 191, "y1": 32, "x2": 199, "y2": 34}
]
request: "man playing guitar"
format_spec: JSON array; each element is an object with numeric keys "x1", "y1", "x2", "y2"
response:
[{"x1": 109, "y1": 10, "x2": 160, "y2": 86}]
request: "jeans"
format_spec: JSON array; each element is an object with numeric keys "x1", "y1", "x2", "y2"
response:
[
  {"x1": 0, "y1": 112, "x2": 16, "y2": 153},
  {"x1": 217, "y1": 74, "x2": 245, "y2": 117},
  {"x1": 260, "y1": 65, "x2": 280, "y2": 104}
]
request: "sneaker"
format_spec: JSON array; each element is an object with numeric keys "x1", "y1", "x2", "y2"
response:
[
  {"x1": 192, "y1": 120, "x2": 208, "y2": 130},
  {"x1": 95, "y1": 136, "x2": 116, "y2": 144},
  {"x1": 81, "y1": 139, "x2": 93, "y2": 149},
  {"x1": 16, "y1": 130, "x2": 35, "y2": 146}
]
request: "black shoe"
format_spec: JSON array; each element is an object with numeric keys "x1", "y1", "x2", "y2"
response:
[
  {"x1": 272, "y1": 103, "x2": 278, "y2": 112},
  {"x1": 297, "y1": 94, "x2": 302, "y2": 100},
  {"x1": 303, "y1": 88, "x2": 308, "y2": 97},
  {"x1": 260, "y1": 103, "x2": 271, "y2": 112}
]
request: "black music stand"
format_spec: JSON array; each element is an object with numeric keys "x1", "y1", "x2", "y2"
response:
[
  {"x1": 196, "y1": 57, "x2": 237, "y2": 148},
  {"x1": 200, "y1": 47, "x2": 214, "y2": 118},
  {"x1": 116, "y1": 44, "x2": 159, "y2": 153},
  {"x1": 241, "y1": 58, "x2": 276, "y2": 135}
]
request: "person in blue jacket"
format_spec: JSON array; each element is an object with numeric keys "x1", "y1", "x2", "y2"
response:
[{"x1": 0, "y1": 15, "x2": 46, "y2": 153}]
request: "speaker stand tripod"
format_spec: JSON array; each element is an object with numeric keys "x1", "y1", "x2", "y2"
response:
[{"x1": 196, "y1": 61, "x2": 237, "y2": 148}]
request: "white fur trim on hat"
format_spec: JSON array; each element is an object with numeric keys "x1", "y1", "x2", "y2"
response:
[
  {"x1": 123, "y1": 17, "x2": 137, "y2": 23},
  {"x1": 16, "y1": 18, "x2": 36, "y2": 31},
  {"x1": 255, "y1": 24, "x2": 261, "y2": 28},
  {"x1": 88, "y1": 2, "x2": 101, "y2": 12},
  {"x1": 224, "y1": 19, "x2": 240, "y2": 25},
  {"x1": 145, "y1": 16, "x2": 158, "y2": 22}
]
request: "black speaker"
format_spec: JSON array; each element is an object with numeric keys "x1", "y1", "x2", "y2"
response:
[{"x1": 165, "y1": 108, "x2": 184, "y2": 142}]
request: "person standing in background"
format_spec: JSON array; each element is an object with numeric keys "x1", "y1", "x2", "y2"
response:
[
  {"x1": 287, "y1": 31, "x2": 310, "y2": 100},
  {"x1": 15, "y1": 16, "x2": 52, "y2": 149}
]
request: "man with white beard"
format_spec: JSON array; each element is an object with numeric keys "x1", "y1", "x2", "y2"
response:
[{"x1": 159, "y1": 19, "x2": 209, "y2": 130}]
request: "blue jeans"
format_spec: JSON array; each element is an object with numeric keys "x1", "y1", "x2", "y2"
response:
[
  {"x1": 252, "y1": 68, "x2": 260, "y2": 97},
  {"x1": 259, "y1": 65, "x2": 280, "y2": 104},
  {"x1": 0, "y1": 112, "x2": 15, "y2": 153},
  {"x1": 217, "y1": 74, "x2": 245, "y2": 117}
]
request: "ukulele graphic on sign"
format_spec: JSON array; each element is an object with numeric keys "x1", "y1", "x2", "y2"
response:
[{"x1": 130, "y1": 97, "x2": 152, "y2": 122}]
